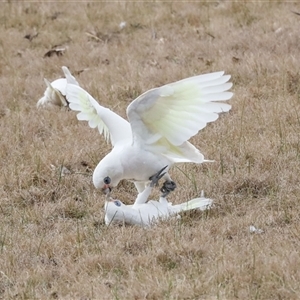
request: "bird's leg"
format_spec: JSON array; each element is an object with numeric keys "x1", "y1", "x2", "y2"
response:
[
  {"x1": 134, "y1": 182, "x2": 147, "y2": 193},
  {"x1": 133, "y1": 166, "x2": 168, "y2": 207},
  {"x1": 160, "y1": 173, "x2": 177, "y2": 198},
  {"x1": 149, "y1": 165, "x2": 168, "y2": 187}
]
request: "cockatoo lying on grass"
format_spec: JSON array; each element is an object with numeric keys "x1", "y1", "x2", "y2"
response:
[
  {"x1": 105, "y1": 166, "x2": 213, "y2": 227},
  {"x1": 37, "y1": 67, "x2": 79, "y2": 108},
  {"x1": 64, "y1": 67, "x2": 233, "y2": 198}
]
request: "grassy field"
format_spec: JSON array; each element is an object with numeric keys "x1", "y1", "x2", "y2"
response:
[{"x1": 1, "y1": 1, "x2": 300, "y2": 299}]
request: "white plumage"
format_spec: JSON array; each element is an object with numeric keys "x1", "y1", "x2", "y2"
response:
[
  {"x1": 65, "y1": 67, "x2": 233, "y2": 198},
  {"x1": 105, "y1": 186, "x2": 213, "y2": 227},
  {"x1": 37, "y1": 67, "x2": 79, "y2": 108}
]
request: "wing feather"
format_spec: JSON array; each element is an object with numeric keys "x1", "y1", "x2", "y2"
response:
[
  {"x1": 37, "y1": 78, "x2": 68, "y2": 107},
  {"x1": 201, "y1": 83, "x2": 232, "y2": 94},
  {"x1": 62, "y1": 66, "x2": 79, "y2": 86},
  {"x1": 37, "y1": 67, "x2": 79, "y2": 108},
  {"x1": 66, "y1": 84, "x2": 132, "y2": 146},
  {"x1": 127, "y1": 71, "x2": 233, "y2": 147},
  {"x1": 200, "y1": 92, "x2": 233, "y2": 102}
]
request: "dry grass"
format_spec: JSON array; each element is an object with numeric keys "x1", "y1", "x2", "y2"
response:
[{"x1": 1, "y1": 1, "x2": 300, "y2": 299}]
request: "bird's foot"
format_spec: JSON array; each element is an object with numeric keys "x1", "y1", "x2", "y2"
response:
[
  {"x1": 149, "y1": 165, "x2": 168, "y2": 187},
  {"x1": 160, "y1": 180, "x2": 177, "y2": 198}
]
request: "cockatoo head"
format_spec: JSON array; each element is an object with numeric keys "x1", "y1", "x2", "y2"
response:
[
  {"x1": 93, "y1": 157, "x2": 123, "y2": 194},
  {"x1": 104, "y1": 199, "x2": 136, "y2": 226}
]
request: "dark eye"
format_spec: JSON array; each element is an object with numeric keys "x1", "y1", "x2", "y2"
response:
[
  {"x1": 114, "y1": 200, "x2": 121, "y2": 207},
  {"x1": 103, "y1": 176, "x2": 111, "y2": 185}
]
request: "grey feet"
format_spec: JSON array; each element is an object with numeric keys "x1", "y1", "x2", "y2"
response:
[
  {"x1": 149, "y1": 165, "x2": 177, "y2": 197},
  {"x1": 160, "y1": 180, "x2": 177, "y2": 197}
]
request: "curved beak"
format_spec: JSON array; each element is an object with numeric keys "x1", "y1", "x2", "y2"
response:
[{"x1": 102, "y1": 184, "x2": 112, "y2": 195}]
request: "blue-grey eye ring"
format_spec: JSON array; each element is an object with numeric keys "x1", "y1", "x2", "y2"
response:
[
  {"x1": 104, "y1": 176, "x2": 111, "y2": 184},
  {"x1": 114, "y1": 200, "x2": 121, "y2": 207}
]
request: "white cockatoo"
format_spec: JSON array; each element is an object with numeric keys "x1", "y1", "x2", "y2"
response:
[
  {"x1": 104, "y1": 166, "x2": 213, "y2": 227},
  {"x1": 37, "y1": 66, "x2": 79, "y2": 108},
  {"x1": 64, "y1": 68, "x2": 233, "y2": 197}
]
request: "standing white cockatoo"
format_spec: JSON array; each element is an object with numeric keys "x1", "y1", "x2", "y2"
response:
[
  {"x1": 37, "y1": 67, "x2": 79, "y2": 108},
  {"x1": 104, "y1": 166, "x2": 213, "y2": 227},
  {"x1": 65, "y1": 68, "x2": 233, "y2": 197}
]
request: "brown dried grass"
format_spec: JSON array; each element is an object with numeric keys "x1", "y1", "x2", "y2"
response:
[{"x1": 1, "y1": 1, "x2": 300, "y2": 299}]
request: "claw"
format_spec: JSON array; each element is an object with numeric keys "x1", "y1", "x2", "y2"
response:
[
  {"x1": 160, "y1": 180, "x2": 177, "y2": 198},
  {"x1": 149, "y1": 165, "x2": 168, "y2": 187}
]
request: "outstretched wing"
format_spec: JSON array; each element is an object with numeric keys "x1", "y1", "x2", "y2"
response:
[
  {"x1": 66, "y1": 84, "x2": 132, "y2": 146},
  {"x1": 127, "y1": 71, "x2": 233, "y2": 147}
]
